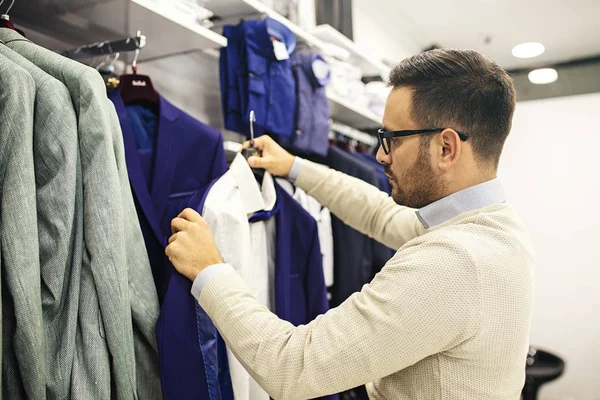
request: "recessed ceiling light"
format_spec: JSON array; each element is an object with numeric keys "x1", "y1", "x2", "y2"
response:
[
  {"x1": 512, "y1": 42, "x2": 545, "y2": 59},
  {"x1": 528, "y1": 68, "x2": 558, "y2": 84}
]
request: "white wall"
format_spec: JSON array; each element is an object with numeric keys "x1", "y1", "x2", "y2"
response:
[
  {"x1": 499, "y1": 93, "x2": 600, "y2": 400},
  {"x1": 351, "y1": 0, "x2": 421, "y2": 67}
]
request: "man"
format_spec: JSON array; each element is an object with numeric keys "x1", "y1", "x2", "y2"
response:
[{"x1": 166, "y1": 49, "x2": 535, "y2": 399}]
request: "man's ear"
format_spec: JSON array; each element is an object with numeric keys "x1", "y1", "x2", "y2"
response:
[{"x1": 437, "y1": 129, "x2": 462, "y2": 172}]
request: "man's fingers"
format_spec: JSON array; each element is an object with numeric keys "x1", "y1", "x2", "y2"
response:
[
  {"x1": 165, "y1": 242, "x2": 174, "y2": 259},
  {"x1": 168, "y1": 232, "x2": 178, "y2": 244},
  {"x1": 178, "y1": 207, "x2": 203, "y2": 223},
  {"x1": 171, "y1": 217, "x2": 190, "y2": 234},
  {"x1": 247, "y1": 155, "x2": 269, "y2": 169},
  {"x1": 245, "y1": 135, "x2": 271, "y2": 151}
]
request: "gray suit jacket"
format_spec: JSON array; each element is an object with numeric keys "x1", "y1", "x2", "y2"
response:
[
  {"x1": 0, "y1": 53, "x2": 45, "y2": 400},
  {"x1": 0, "y1": 42, "x2": 83, "y2": 400},
  {"x1": 0, "y1": 29, "x2": 161, "y2": 400}
]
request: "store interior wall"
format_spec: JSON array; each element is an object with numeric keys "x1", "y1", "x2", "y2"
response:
[
  {"x1": 135, "y1": 53, "x2": 245, "y2": 143},
  {"x1": 499, "y1": 92, "x2": 600, "y2": 400},
  {"x1": 351, "y1": 0, "x2": 421, "y2": 68}
]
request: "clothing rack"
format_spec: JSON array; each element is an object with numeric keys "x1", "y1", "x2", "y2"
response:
[
  {"x1": 330, "y1": 121, "x2": 379, "y2": 147},
  {"x1": 61, "y1": 33, "x2": 146, "y2": 59}
]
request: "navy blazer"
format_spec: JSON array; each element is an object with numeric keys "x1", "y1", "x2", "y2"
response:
[
  {"x1": 273, "y1": 183, "x2": 329, "y2": 325},
  {"x1": 274, "y1": 183, "x2": 337, "y2": 400},
  {"x1": 109, "y1": 92, "x2": 227, "y2": 295},
  {"x1": 326, "y1": 147, "x2": 379, "y2": 307},
  {"x1": 109, "y1": 91, "x2": 228, "y2": 400}
]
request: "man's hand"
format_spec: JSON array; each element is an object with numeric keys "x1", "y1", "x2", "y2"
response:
[
  {"x1": 166, "y1": 208, "x2": 223, "y2": 282},
  {"x1": 243, "y1": 135, "x2": 296, "y2": 177}
]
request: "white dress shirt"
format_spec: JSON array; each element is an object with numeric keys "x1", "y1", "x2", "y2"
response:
[{"x1": 197, "y1": 153, "x2": 277, "y2": 400}]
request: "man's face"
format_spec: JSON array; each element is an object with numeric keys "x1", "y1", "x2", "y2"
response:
[{"x1": 376, "y1": 87, "x2": 446, "y2": 209}]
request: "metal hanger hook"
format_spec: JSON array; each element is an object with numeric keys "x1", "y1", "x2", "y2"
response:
[
  {"x1": 96, "y1": 54, "x2": 112, "y2": 70},
  {"x1": 130, "y1": 30, "x2": 143, "y2": 73},
  {"x1": 131, "y1": 48, "x2": 140, "y2": 73},
  {"x1": 110, "y1": 52, "x2": 121, "y2": 67},
  {"x1": 4, "y1": 0, "x2": 15, "y2": 14}
]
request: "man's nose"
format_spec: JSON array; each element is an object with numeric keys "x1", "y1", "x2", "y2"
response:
[{"x1": 376, "y1": 145, "x2": 391, "y2": 165}]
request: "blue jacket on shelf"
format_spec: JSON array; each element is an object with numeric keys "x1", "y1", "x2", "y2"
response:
[
  {"x1": 280, "y1": 51, "x2": 331, "y2": 156},
  {"x1": 221, "y1": 18, "x2": 296, "y2": 138}
]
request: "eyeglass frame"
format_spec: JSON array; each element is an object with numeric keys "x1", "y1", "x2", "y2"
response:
[{"x1": 377, "y1": 128, "x2": 470, "y2": 155}]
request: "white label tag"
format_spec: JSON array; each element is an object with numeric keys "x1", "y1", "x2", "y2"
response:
[
  {"x1": 272, "y1": 39, "x2": 290, "y2": 61},
  {"x1": 132, "y1": 80, "x2": 147, "y2": 87},
  {"x1": 312, "y1": 59, "x2": 330, "y2": 80}
]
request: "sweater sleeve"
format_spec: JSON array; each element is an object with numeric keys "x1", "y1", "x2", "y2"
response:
[
  {"x1": 199, "y1": 236, "x2": 480, "y2": 399},
  {"x1": 295, "y1": 159, "x2": 425, "y2": 250}
]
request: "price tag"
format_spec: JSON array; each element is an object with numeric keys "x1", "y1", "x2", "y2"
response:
[{"x1": 272, "y1": 39, "x2": 290, "y2": 61}]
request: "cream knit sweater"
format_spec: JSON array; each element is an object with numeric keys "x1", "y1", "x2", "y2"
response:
[{"x1": 198, "y1": 160, "x2": 535, "y2": 399}]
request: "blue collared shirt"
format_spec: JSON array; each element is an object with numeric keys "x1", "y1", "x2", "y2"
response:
[
  {"x1": 279, "y1": 51, "x2": 331, "y2": 156},
  {"x1": 416, "y1": 178, "x2": 506, "y2": 229},
  {"x1": 221, "y1": 18, "x2": 296, "y2": 138}
]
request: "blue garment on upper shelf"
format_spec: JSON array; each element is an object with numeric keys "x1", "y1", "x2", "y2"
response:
[
  {"x1": 279, "y1": 51, "x2": 331, "y2": 156},
  {"x1": 109, "y1": 91, "x2": 231, "y2": 400},
  {"x1": 221, "y1": 18, "x2": 296, "y2": 138},
  {"x1": 220, "y1": 23, "x2": 246, "y2": 135}
]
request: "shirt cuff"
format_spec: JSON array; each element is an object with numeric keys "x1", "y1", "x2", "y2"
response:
[
  {"x1": 191, "y1": 263, "x2": 236, "y2": 300},
  {"x1": 288, "y1": 157, "x2": 304, "y2": 182}
]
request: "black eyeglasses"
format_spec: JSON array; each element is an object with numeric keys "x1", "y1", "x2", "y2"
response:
[{"x1": 377, "y1": 128, "x2": 470, "y2": 155}]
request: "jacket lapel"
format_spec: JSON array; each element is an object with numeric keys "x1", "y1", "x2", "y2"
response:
[
  {"x1": 109, "y1": 91, "x2": 163, "y2": 244},
  {"x1": 150, "y1": 95, "x2": 180, "y2": 225}
]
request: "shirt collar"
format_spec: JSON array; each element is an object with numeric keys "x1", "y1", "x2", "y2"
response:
[
  {"x1": 229, "y1": 153, "x2": 276, "y2": 215},
  {"x1": 246, "y1": 18, "x2": 296, "y2": 60},
  {"x1": 416, "y1": 178, "x2": 506, "y2": 229}
]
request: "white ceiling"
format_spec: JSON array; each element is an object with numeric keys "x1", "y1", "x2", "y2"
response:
[{"x1": 372, "y1": 0, "x2": 600, "y2": 70}]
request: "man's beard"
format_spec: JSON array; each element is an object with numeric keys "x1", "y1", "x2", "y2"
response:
[{"x1": 385, "y1": 149, "x2": 445, "y2": 209}]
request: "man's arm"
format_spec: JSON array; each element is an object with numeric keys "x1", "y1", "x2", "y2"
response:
[
  {"x1": 244, "y1": 136, "x2": 425, "y2": 250},
  {"x1": 293, "y1": 158, "x2": 424, "y2": 250},
  {"x1": 195, "y1": 237, "x2": 479, "y2": 399}
]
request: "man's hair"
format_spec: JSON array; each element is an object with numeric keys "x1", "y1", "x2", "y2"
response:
[{"x1": 389, "y1": 49, "x2": 516, "y2": 168}]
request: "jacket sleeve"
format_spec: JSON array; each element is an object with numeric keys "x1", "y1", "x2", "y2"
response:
[
  {"x1": 199, "y1": 236, "x2": 480, "y2": 399},
  {"x1": 295, "y1": 160, "x2": 425, "y2": 250}
]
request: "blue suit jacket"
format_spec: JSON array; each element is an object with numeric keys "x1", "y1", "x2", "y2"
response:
[
  {"x1": 273, "y1": 184, "x2": 338, "y2": 400},
  {"x1": 325, "y1": 147, "x2": 379, "y2": 307},
  {"x1": 109, "y1": 91, "x2": 228, "y2": 400},
  {"x1": 272, "y1": 183, "x2": 329, "y2": 325}
]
